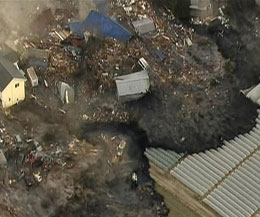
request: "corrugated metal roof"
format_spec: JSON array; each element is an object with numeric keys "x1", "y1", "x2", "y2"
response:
[
  {"x1": 132, "y1": 18, "x2": 155, "y2": 35},
  {"x1": 166, "y1": 109, "x2": 260, "y2": 217},
  {"x1": 115, "y1": 70, "x2": 150, "y2": 97},
  {"x1": 243, "y1": 83, "x2": 260, "y2": 105},
  {"x1": 145, "y1": 147, "x2": 184, "y2": 171},
  {"x1": 0, "y1": 57, "x2": 26, "y2": 91}
]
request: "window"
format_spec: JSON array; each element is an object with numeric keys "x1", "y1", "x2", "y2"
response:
[{"x1": 15, "y1": 83, "x2": 19, "y2": 88}]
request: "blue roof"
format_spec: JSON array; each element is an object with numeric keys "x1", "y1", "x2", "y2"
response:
[
  {"x1": 70, "y1": 10, "x2": 132, "y2": 42},
  {"x1": 69, "y1": 22, "x2": 84, "y2": 37}
]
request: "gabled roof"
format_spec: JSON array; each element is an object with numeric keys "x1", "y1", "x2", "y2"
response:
[{"x1": 0, "y1": 57, "x2": 26, "y2": 91}]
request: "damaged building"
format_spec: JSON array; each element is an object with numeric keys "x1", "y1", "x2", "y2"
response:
[
  {"x1": 115, "y1": 70, "x2": 150, "y2": 102},
  {"x1": 132, "y1": 18, "x2": 156, "y2": 35},
  {"x1": 0, "y1": 57, "x2": 26, "y2": 108}
]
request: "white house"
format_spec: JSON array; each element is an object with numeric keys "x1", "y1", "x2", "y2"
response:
[{"x1": 0, "y1": 57, "x2": 26, "y2": 108}]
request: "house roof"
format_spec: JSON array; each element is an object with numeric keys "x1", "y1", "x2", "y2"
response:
[
  {"x1": 115, "y1": 70, "x2": 150, "y2": 97},
  {"x1": 0, "y1": 57, "x2": 26, "y2": 91}
]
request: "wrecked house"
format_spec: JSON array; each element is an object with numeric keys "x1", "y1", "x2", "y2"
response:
[
  {"x1": 190, "y1": 0, "x2": 213, "y2": 17},
  {"x1": 0, "y1": 57, "x2": 26, "y2": 108},
  {"x1": 70, "y1": 10, "x2": 133, "y2": 42},
  {"x1": 115, "y1": 70, "x2": 150, "y2": 102},
  {"x1": 27, "y1": 67, "x2": 38, "y2": 87},
  {"x1": 22, "y1": 48, "x2": 48, "y2": 67},
  {"x1": 241, "y1": 83, "x2": 260, "y2": 105},
  {"x1": 57, "y1": 81, "x2": 75, "y2": 104},
  {"x1": 132, "y1": 18, "x2": 155, "y2": 35}
]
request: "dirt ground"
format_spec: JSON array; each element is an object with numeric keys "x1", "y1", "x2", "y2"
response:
[{"x1": 0, "y1": 0, "x2": 260, "y2": 216}]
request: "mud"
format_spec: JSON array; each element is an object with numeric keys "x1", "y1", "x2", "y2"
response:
[{"x1": 123, "y1": 0, "x2": 260, "y2": 153}]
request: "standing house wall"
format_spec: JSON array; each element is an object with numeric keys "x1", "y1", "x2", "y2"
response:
[{"x1": 1, "y1": 79, "x2": 25, "y2": 108}]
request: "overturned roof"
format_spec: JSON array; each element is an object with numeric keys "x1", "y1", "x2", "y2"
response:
[
  {"x1": 115, "y1": 70, "x2": 150, "y2": 98},
  {"x1": 0, "y1": 57, "x2": 26, "y2": 91}
]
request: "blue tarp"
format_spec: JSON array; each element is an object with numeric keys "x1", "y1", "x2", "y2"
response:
[{"x1": 69, "y1": 10, "x2": 132, "y2": 42}]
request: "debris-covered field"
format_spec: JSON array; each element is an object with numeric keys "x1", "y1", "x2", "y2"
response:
[{"x1": 0, "y1": 0, "x2": 259, "y2": 216}]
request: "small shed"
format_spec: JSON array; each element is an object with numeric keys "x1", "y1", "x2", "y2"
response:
[
  {"x1": 132, "y1": 18, "x2": 155, "y2": 35},
  {"x1": 57, "y1": 81, "x2": 75, "y2": 104},
  {"x1": 190, "y1": 0, "x2": 213, "y2": 18},
  {"x1": 115, "y1": 70, "x2": 150, "y2": 102},
  {"x1": 23, "y1": 48, "x2": 48, "y2": 67},
  {"x1": 27, "y1": 67, "x2": 38, "y2": 87}
]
